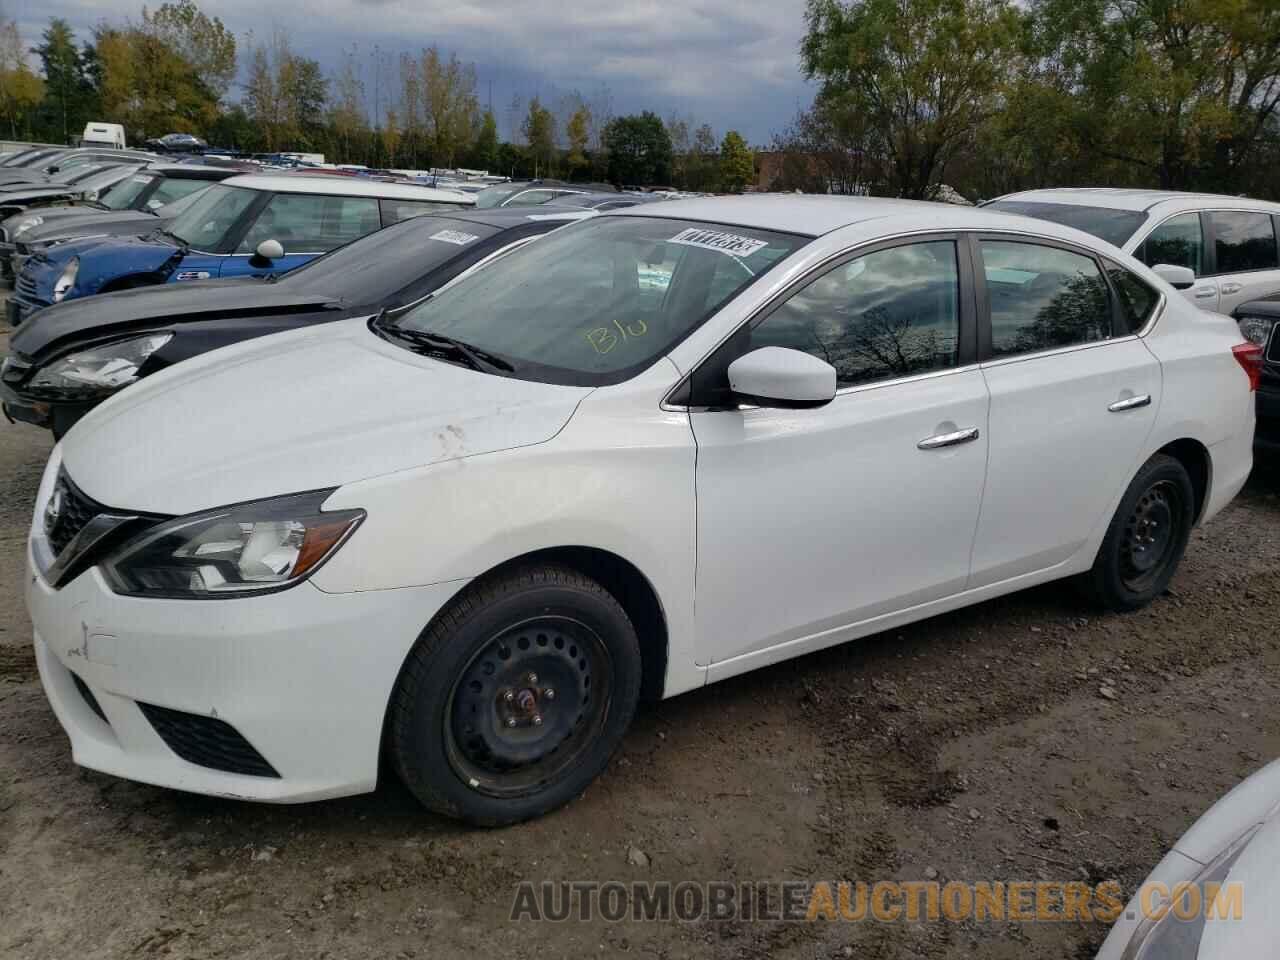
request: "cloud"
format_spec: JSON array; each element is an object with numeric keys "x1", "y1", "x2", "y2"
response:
[{"x1": 7, "y1": 0, "x2": 815, "y2": 142}]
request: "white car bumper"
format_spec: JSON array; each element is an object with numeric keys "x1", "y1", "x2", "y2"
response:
[{"x1": 28, "y1": 542, "x2": 464, "y2": 802}]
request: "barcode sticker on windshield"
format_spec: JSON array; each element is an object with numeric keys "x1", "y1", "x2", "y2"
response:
[
  {"x1": 429, "y1": 229, "x2": 480, "y2": 246},
  {"x1": 668, "y1": 227, "x2": 768, "y2": 258}
]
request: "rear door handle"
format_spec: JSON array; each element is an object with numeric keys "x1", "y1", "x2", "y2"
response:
[
  {"x1": 1108, "y1": 394, "x2": 1152, "y2": 413},
  {"x1": 1193, "y1": 285, "x2": 1218, "y2": 299},
  {"x1": 917, "y1": 427, "x2": 980, "y2": 450},
  {"x1": 1219, "y1": 281, "x2": 1243, "y2": 295}
]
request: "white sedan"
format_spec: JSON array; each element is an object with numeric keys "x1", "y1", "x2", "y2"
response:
[{"x1": 26, "y1": 197, "x2": 1259, "y2": 824}]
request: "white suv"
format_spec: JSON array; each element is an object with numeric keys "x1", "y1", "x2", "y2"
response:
[{"x1": 987, "y1": 189, "x2": 1280, "y2": 315}]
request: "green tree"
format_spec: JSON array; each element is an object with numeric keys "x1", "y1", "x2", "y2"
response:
[
  {"x1": 602, "y1": 111, "x2": 672, "y2": 186},
  {"x1": 719, "y1": 130, "x2": 754, "y2": 192},
  {"x1": 684, "y1": 122, "x2": 719, "y2": 191},
  {"x1": 802, "y1": 0, "x2": 1022, "y2": 198},
  {"x1": 142, "y1": 0, "x2": 236, "y2": 98},
  {"x1": 470, "y1": 109, "x2": 498, "y2": 171},
  {"x1": 34, "y1": 19, "x2": 93, "y2": 144},
  {"x1": 421, "y1": 45, "x2": 478, "y2": 168}
]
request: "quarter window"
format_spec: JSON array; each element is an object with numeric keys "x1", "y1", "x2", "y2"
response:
[
  {"x1": 1107, "y1": 264, "x2": 1160, "y2": 334},
  {"x1": 1140, "y1": 213, "x2": 1204, "y2": 275},
  {"x1": 750, "y1": 241, "x2": 960, "y2": 388},
  {"x1": 237, "y1": 194, "x2": 381, "y2": 253},
  {"x1": 1207, "y1": 211, "x2": 1278, "y2": 274},
  {"x1": 982, "y1": 241, "x2": 1111, "y2": 356}
]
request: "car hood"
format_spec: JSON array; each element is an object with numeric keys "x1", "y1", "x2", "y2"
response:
[
  {"x1": 18, "y1": 209, "x2": 158, "y2": 244},
  {"x1": 1196, "y1": 814, "x2": 1280, "y2": 960},
  {"x1": 35, "y1": 233, "x2": 183, "y2": 295},
  {"x1": 10, "y1": 278, "x2": 340, "y2": 361},
  {"x1": 0, "y1": 186, "x2": 78, "y2": 205},
  {"x1": 60, "y1": 316, "x2": 593, "y2": 515}
]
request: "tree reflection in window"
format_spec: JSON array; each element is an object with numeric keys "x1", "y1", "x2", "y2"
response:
[
  {"x1": 983, "y1": 241, "x2": 1111, "y2": 357},
  {"x1": 752, "y1": 241, "x2": 960, "y2": 388}
]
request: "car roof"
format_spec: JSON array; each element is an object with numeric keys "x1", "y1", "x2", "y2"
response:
[
  {"x1": 146, "y1": 162, "x2": 242, "y2": 179},
  {"x1": 433, "y1": 207, "x2": 597, "y2": 229},
  {"x1": 607, "y1": 194, "x2": 1113, "y2": 245},
  {"x1": 993, "y1": 187, "x2": 1280, "y2": 214},
  {"x1": 221, "y1": 173, "x2": 476, "y2": 203}
]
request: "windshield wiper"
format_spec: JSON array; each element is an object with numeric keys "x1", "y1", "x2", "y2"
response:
[{"x1": 372, "y1": 316, "x2": 513, "y2": 374}]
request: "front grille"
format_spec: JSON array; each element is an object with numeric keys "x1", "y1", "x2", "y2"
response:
[
  {"x1": 72, "y1": 673, "x2": 109, "y2": 724},
  {"x1": 138, "y1": 703, "x2": 280, "y2": 778},
  {"x1": 15, "y1": 272, "x2": 40, "y2": 302},
  {"x1": 45, "y1": 469, "x2": 105, "y2": 558}
]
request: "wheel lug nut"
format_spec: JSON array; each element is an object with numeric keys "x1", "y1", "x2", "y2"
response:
[
  {"x1": 544, "y1": 688, "x2": 555, "y2": 701},
  {"x1": 532, "y1": 715, "x2": 543, "y2": 726},
  {"x1": 506, "y1": 717, "x2": 517, "y2": 728},
  {"x1": 527, "y1": 672, "x2": 538, "y2": 684}
]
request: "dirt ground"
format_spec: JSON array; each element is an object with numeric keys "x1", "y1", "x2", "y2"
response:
[{"x1": 2, "y1": 321, "x2": 1278, "y2": 960}]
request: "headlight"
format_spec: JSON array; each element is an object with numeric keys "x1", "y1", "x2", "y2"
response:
[
  {"x1": 1123, "y1": 825, "x2": 1257, "y2": 959},
  {"x1": 52, "y1": 257, "x2": 79, "y2": 302},
  {"x1": 29, "y1": 333, "x2": 173, "y2": 393},
  {"x1": 13, "y1": 215, "x2": 42, "y2": 236},
  {"x1": 102, "y1": 490, "x2": 365, "y2": 598},
  {"x1": 1238, "y1": 315, "x2": 1274, "y2": 347}
]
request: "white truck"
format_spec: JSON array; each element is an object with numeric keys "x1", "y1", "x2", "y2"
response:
[{"x1": 79, "y1": 122, "x2": 126, "y2": 149}]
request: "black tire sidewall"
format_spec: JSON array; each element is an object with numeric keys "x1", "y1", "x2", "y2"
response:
[
  {"x1": 393, "y1": 573, "x2": 642, "y2": 825},
  {"x1": 1092, "y1": 455, "x2": 1195, "y2": 611}
]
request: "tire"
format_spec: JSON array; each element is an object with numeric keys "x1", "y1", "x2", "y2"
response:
[
  {"x1": 1081, "y1": 453, "x2": 1196, "y2": 612},
  {"x1": 389, "y1": 563, "x2": 642, "y2": 826}
]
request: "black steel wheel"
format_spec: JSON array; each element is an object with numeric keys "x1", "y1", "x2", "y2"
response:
[
  {"x1": 1083, "y1": 454, "x2": 1195, "y2": 612},
  {"x1": 390, "y1": 563, "x2": 642, "y2": 825}
]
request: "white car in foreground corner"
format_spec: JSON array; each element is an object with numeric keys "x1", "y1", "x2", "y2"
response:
[
  {"x1": 1097, "y1": 759, "x2": 1280, "y2": 959},
  {"x1": 27, "y1": 197, "x2": 1258, "y2": 824}
]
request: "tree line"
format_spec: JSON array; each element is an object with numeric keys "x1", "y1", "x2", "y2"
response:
[
  {"x1": 0, "y1": 1, "x2": 756, "y2": 190},
  {"x1": 776, "y1": 0, "x2": 1280, "y2": 200}
]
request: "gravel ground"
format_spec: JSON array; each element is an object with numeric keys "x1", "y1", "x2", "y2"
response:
[{"x1": 1, "y1": 318, "x2": 1278, "y2": 959}]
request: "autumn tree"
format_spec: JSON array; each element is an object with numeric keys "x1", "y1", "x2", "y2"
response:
[
  {"x1": 566, "y1": 105, "x2": 591, "y2": 176},
  {"x1": 0, "y1": 18, "x2": 43, "y2": 138},
  {"x1": 421, "y1": 45, "x2": 478, "y2": 167},
  {"x1": 523, "y1": 96, "x2": 556, "y2": 176}
]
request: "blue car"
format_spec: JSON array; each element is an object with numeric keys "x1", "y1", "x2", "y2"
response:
[{"x1": 9, "y1": 174, "x2": 475, "y2": 325}]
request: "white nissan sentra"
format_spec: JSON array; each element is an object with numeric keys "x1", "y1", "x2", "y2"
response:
[{"x1": 27, "y1": 197, "x2": 1259, "y2": 824}]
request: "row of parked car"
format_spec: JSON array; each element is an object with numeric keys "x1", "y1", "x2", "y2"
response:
[{"x1": 5, "y1": 164, "x2": 1276, "y2": 959}]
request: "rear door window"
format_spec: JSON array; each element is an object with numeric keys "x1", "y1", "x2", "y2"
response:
[
  {"x1": 981, "y1": 241, "x2": 1111, "y2": 356},
  {"x1": 1140, "y1": 213, "x2": 1204, "y2": 276},
  {"x1": 1207, "y1": 211, "x2": 1278, "y2": 274}
]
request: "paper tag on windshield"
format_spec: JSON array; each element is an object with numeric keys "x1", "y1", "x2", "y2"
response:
[
  {"x1": 429, "y1": 229, "x2": 480, "y2": 246},
  {"x1": 668, "y1": 227, "x2": 768, "y2": 258}
]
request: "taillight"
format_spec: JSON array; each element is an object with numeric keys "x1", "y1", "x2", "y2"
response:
[{"x1": 1232, "y1": 342, "x2": 1263, "y2": 392}]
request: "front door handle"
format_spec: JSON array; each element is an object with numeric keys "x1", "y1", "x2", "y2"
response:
[
  {"x1": 917, "y1": 427, "x2": 980, "y2": 450},
  {"x1": 1108, "y1": 394, "x2": 1152, "y2": 413},
  {"x1": 1219, "y1": 281, "x2": 1243, "y2": 295},
  {"x1": 1193, "y1": 285, "x2": 1218, "y2": 300}
]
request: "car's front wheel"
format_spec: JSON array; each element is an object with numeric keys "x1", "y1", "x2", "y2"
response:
[
  {"x1": 390, "y1": 563, "x2": 642, "y2": 825},
  {"x1": 1082, "y1": 453, "x2": 1196, "y2": 611}
]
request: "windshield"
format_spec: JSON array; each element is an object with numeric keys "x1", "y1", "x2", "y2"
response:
[
  {"x1": 281, "y1": 215, "x2": 502, "y2": 301},
  {"x1": 166, "y1": 184, "x2": 258, "y2": 249},
  {"x1": 475, "y1": 183, "x2": 527, "y2": 209},
  {"x1": 101, "y1": 174, "x2": 156, "y2": 210},
  {"x1": 48, "y1": 164, "x2": 103, "y2": 185},
  {"x1": 986, "y1": 200, "x2": 1149, "y2": 248},
  {"x1": 389, "y1": 215, "x2": 809, "y2": 385}
]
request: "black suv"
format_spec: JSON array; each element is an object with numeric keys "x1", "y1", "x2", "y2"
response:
[{"x1": 1235, "y1": 298, "x2": 1280, "y2": 454}]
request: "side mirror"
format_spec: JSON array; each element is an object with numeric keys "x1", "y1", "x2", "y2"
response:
[
  {"x1": 727, "y1": 347, "x2": 837, "y2": 409},
  {"x1": 1152, "y1": 263, "x2": 1196, "y2": 290},
  {"x1": 255, "y1": 239, "x2": 285, "y2": 261}
]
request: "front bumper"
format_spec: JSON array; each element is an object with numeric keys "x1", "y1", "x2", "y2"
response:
[
  {"x1": 28, "y1": 541, "x2": 465, "y2": 802},
  {"x1": 0, "y1": 379, "x2": 102, "y2": 435}
]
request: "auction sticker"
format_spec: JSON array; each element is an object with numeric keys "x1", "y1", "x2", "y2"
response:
[
  {"x1": 668, "y1": 227, "x2": 768, "y2": 258},
  {"x1": 429, "y1": 229, "x2": 481, "y2": 246}
]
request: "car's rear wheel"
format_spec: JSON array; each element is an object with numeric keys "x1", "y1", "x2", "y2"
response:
[
  {"x1": 390, "y1": 563, "x2": 642, "y2": 825},
  {"x1": 1082, "y1": 453, "x2": 1195, "y2": 611}
]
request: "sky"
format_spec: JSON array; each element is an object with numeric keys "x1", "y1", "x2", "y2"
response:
[{"x1": 7, "y1": 0, "x2": 817, "y2": 145}]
